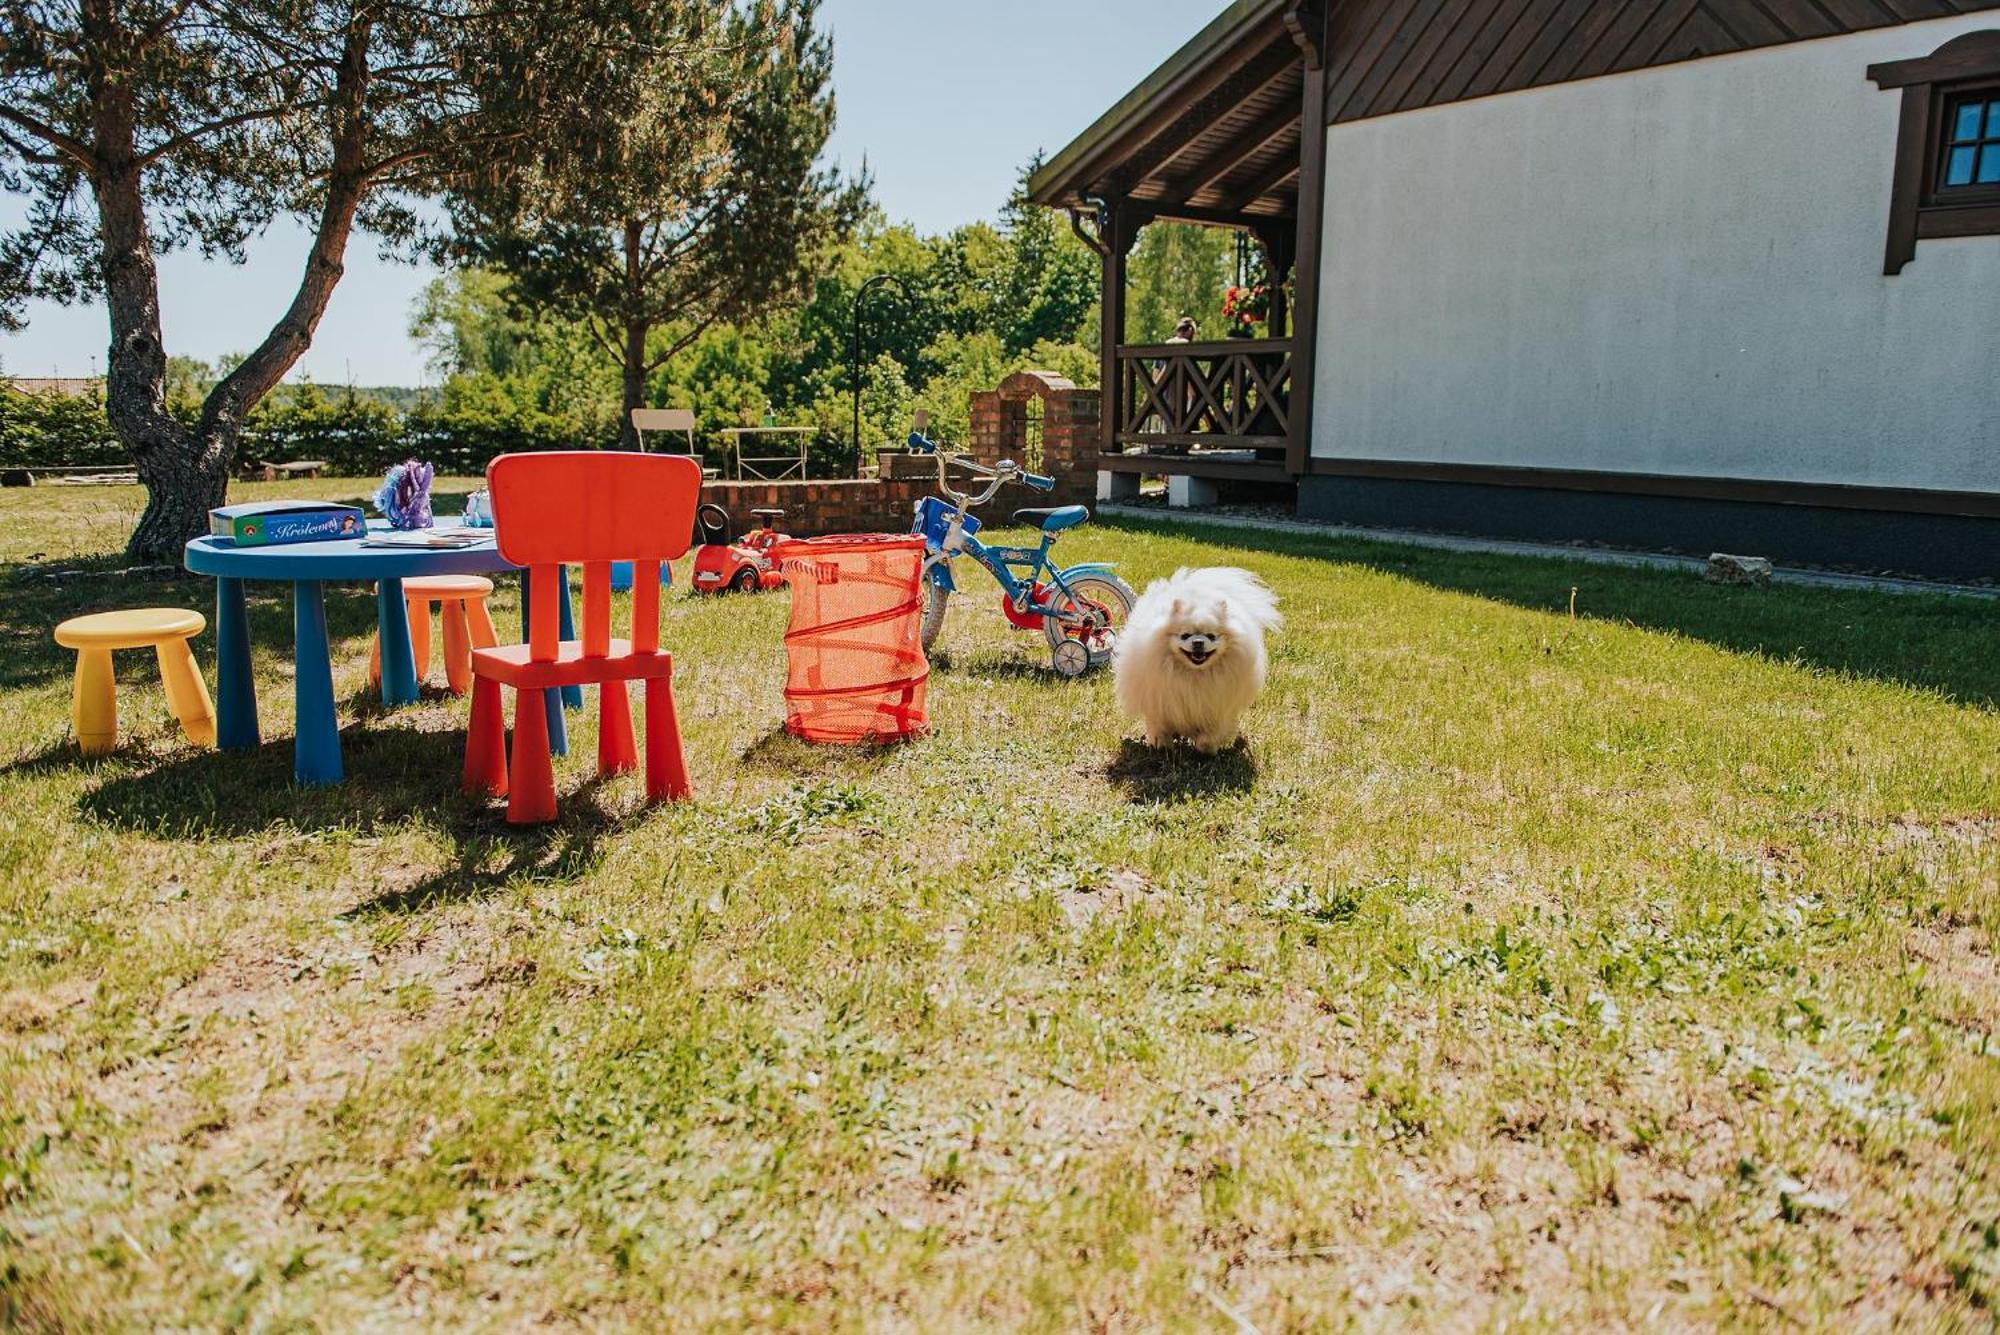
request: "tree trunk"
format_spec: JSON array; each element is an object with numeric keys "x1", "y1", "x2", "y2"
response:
[
  {"x1": 84, "y1": 5, "x2": 375, "y2": 560},
  {"x1": 620, "y1": 318, "x2": 649, "y2": 450},
  {"x1": 130, "y1": 420, "x2": 234, "y2": 559},
  {"x1": 84, "y1": 35, "x2": 210, "y2": 562},
  {"x1": 618, "y1": 218, "x2": 647, "y2": 450}
]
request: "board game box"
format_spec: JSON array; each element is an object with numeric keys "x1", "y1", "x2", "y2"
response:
[{"x1": 209, "y1": 501, "x2": 366, "y2": 547}]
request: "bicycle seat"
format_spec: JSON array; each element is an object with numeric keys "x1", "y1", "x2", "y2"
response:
[{"x1": 1013, "y1": 505, "x2": 1089, "y2": 533}]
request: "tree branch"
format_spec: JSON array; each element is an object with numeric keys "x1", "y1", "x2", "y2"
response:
[
  {"x1": 643, "y1": 313, "x2": 719, "y2": 373},
  {"x1": 358, "y1": 145, "x2": 434, "y2": 181},
  {"x1": 0, "y1": 127, "x2": 66, "y2": 167},
  {"x1": 0, "y1": 107, "x2": 94, "y2": 172},
  {"x1": 582, "y1": 314, "x2": 622, "y2": 364},
  {"x1": 201, "y1": 20, "x2": 375, "y2": 428},
  {"x1": 134, "y1": 103, "x2": 319, "y2": 168}
]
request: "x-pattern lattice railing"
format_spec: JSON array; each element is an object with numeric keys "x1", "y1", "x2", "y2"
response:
[{"x1": 1115, "y1": 340, "x2": 1292, "y2": 451}]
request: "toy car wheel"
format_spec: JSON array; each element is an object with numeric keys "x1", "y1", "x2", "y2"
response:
[
  {"x1": 730, "y1": 567, "x2": 759, "y2": 593},
  {"x1": 1052, "y1": 637, "x2": 1091, "y2": 679}
]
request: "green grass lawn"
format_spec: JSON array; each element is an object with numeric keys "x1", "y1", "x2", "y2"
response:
[{"x1": 2, "y1": 479, "x2": 1997, "y2": 1331}]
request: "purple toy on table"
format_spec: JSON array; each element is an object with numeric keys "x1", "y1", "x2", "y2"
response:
[{"x1": 375, "y1": 459, "x2": 435, "y2": 530}]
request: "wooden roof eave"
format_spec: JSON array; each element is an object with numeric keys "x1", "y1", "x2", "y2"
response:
[{"x1": 1027, "y1": 0, "x2": 1296, "y2": 212}]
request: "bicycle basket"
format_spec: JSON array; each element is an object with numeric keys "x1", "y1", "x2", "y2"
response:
[{"x1": 913, "y1": 496, "x2": 981, "y2": 549}]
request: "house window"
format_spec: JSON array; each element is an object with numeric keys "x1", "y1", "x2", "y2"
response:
[
  {"x1": 1941, "y1": 91, "x2": 2000, "y2": 188},
  {"x1": 1869, "y1": 32, "x2": 2000, "y2": 274}
]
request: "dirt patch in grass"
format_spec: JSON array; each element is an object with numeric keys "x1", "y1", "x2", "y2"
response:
[
  {"x1": 5, "y1": 906, "x2": 542, "y2": 1326},
  {"x1": 1058, "y1": 868, "x2": 1157, "y2": 930},
  {"x1": 1909, "y1": 920, "x2": 1997, "y2": 1022}
]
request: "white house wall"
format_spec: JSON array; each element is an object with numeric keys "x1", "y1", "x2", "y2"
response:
[{"x1": 1312, "y1": 14, "x2": 2000, "y2": 496}]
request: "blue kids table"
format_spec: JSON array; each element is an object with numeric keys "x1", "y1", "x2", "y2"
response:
[{"x1": 184, "y1": 526, "x2": 571, "y2": 786}]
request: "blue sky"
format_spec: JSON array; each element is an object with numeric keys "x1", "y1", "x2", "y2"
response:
[{"x1": 0, "y1": 0, "x2": 1222, "y2": 386}]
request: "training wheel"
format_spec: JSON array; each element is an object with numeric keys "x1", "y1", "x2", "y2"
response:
[{"x1": 1051, "y1": 637, "x2": 1091, "y2": 678}]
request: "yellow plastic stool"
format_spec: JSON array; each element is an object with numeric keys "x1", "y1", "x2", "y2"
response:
[
  {"x1": 52, "y1": 608, "x2": 215, "y2": 756},
  {"x1": 368, "y1": 575, "x2": 499, "y2": 696}
]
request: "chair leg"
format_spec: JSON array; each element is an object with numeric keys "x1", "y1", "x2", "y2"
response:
[
  {"x1": 464, "y1": 675, "x2": 509, "y2": 797},
  {"x1": 507, "y1": 686, "x2": 558, "y2": 824},
  {"x1": 155, "y1": 639, "x2": 216, "y2": 748},
  {"x1": 407, "y1": 597, "x2": 433, "y2": 688},
  {"x1": 72, "y1": 647, "x2": 117, "y2": 757},
  {"x1": 466, "y1": 596, "x2": 499, "y2": 651},
  {"x1": 441, "y1": 600, "x2": 472, "y2": 696},
  {"x1": 368, "y1": 634, "x2": 381, "y2": 687},
  {"x1": 643, "y1": 672, "x2": 691, "y2": 802},
  {"x1": 599, "y1": 680, "x2": 638, "y2": 776}
]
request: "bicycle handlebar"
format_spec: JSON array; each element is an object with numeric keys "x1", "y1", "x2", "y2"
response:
[{"x1": 913, "y1": 434, "x2": 1044, "y2": 509}]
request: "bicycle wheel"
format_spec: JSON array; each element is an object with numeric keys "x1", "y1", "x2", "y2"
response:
[
  {"x1": 1044, "y1": 573, "x2": 1135, "y2": 668},
  {"x1": 920, "y1": 581, "x2": 952, "y2": 655}
]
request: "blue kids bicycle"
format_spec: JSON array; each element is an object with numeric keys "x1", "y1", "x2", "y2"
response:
[{"x1": 908, "y1": 433, "x2": 1135, "y2": 677}]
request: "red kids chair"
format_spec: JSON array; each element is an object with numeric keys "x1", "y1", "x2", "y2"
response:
[{"x1": 463, "y1": 451, "x2": 701, "y2": 824}]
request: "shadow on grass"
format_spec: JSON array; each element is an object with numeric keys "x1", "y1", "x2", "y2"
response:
[
  {"x1": 1102, "y1": 515, "x2": 2000, "y2": 710},
  {"x1": 77, "y1": 721, "x2": 465, "y2": 837},
  {"x1": 71, "y1": 717, "x2": 637, "y2": 910},
  {"x1": 739, "y1": 725, "x2": 918, "y2": 776},
  {"x1": 0, "y1": 558, "x2": 200, "y2": 691},
  {"x1": 0, "y1": 557, "x2": 406, "y2": 694},
  {"x1": 1107, "y1": 738, "x2": 1258, "y2": 804},
  {"x1": 345, "y1": 796, "x2": 621, "y2": 916},
  {"x1": 935, "y1": 649, "x2": 1069, "y2": 682}
]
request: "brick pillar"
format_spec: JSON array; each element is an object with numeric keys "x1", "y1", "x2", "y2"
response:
[
  {"x1": 1043, "y1": 387, "x2": 1100, "y2": 507},
  {"x1": 968, "y1": 391, "x2": 1004, "y2": 468}
]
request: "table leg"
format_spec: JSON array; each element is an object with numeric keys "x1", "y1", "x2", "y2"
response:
[
  {"x1": 214, "y1": 576, "x2": 259, "y2": 752},
  {"x1": 520, "y1": 572, "x2": 569, "y2": 759},
  {"x1": 557, "y1": 567, "x2": 582, "y2": 711},
  {"x1": 293, "y1": 580, "x2": 342, "y2": 786},
  {"x1": 377, "y1": 577, "x2": 421, "y2": 708}
]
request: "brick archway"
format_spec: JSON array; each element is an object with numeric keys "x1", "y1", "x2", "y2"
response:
[{"x1": 968, "y1": 371, "x2": 1100, "y2": 506}]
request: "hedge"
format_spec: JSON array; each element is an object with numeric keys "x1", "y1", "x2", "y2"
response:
[{"x1": 0, "y1": 389, "x2": 858, "y2": 479}]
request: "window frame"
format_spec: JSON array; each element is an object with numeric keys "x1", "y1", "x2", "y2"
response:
[
  {"x1": 1869, "y1": 31, "x2": 2000, "y2": 275},
  {"x1": 1935, "y1": 86, "x2": 2000, "y2": 201}
]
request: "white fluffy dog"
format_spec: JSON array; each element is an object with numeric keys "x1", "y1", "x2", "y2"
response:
[{"x1": 1114, "y1": 567, "x2": 1281, "y2": 753}]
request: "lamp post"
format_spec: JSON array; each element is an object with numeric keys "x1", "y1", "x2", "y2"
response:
[{"x1": 850, "y1": 273, "x2": 916, "y2": 478}]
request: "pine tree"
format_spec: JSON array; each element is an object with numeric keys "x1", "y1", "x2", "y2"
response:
[
  {"x1": 1, "y1": 0, "x2": 712, "y2": 557},
  {"x1": 441, "y1": 0, "x2": 865, "y2": 449}
]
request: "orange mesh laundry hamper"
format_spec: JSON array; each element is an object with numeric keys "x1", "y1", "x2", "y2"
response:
[{"x1": 772, "y1": 535, "x2": 929, "y2": 745}]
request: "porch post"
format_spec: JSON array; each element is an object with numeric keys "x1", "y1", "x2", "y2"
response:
[
  {"x1": 1288, "y1": 39, "x2": 1330, "y2": 478},
  {"x1": 1098, "y1": 200, "x2": 1141, "y2": 462}
]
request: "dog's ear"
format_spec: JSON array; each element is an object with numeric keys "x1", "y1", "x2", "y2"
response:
[
  {"x1": 1215, "y1": 599, "x2": 1229, "y2": 623},
  {"x1": 1169, "y1": 597, "x2": 1186, "y2": 620}
]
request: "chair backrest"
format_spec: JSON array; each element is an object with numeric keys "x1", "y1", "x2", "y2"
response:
[
  {"x1": 631, "y1": 408, "x2": 696, "y2": 454},
  {"x1": 487, "y1": 451, "x2": 702, "y2": 661}
]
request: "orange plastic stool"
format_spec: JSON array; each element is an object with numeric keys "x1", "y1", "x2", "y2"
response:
[
  {"x1": 461, "y1": 452, "x2": 701, "y2": 824},
  {"x1": 370, "y1": 575, "x2": 499, "y2": 695},
  {"x1": 53, "y1": 608, "x2": 215, "y2": 755},
  {"x1": 770, "y1": 535, "x2": 929, "y2": 745}
]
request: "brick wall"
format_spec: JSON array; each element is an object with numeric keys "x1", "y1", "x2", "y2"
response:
[
  {"x1": 699, "y1": 476, "x2": 930, "y2": 537},
  {"x1": 700, "y1": 371, "x2": 1101, "y2": 535}
]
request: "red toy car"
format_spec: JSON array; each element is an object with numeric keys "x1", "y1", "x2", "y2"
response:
[{"x1": 690, "y1": 505, "x2": 790, "y2": 594}]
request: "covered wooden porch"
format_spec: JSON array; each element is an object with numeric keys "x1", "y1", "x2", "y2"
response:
[{"x1": 1028, "y1": 0, "x2": 1328, "y2": 493}]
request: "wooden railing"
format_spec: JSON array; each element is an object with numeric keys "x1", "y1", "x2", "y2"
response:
[{"x1": 1114, "y1": 339, "x2": 1292, "y2": 454}]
